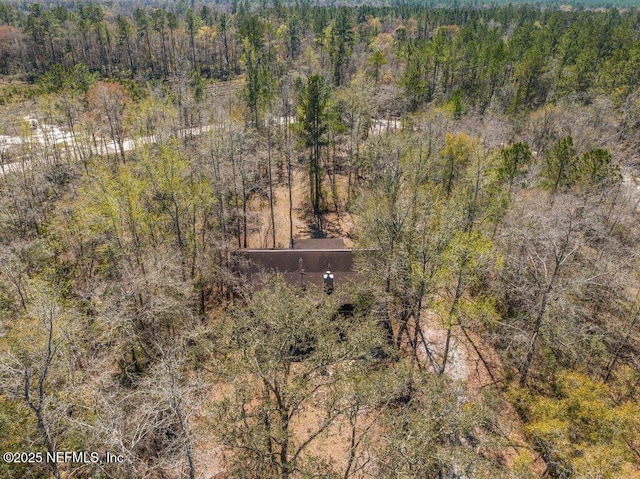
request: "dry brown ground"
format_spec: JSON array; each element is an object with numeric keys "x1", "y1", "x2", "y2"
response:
[{"x1": 246, "y1": 168, "x2": 355, "y2": 249}]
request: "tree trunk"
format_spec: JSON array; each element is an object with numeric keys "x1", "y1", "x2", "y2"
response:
[{"x1": 267, "y1": 118, "x2": 276, "y2": 248}]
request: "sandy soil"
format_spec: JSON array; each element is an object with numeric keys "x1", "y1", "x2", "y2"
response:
[{"x1": 246, "y1": 167, "x2": 356, "y2": 249}]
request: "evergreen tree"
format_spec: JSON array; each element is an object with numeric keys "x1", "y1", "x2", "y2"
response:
[
  {"x1": 328, "y1": 7, "x2": 354, "y2": 86},
  {"x1": 296, "y1": 74, "x2": 331, "y2": 214},
  {"x1": 540, "y1": 136, "x2": 577, "y2": 195}
]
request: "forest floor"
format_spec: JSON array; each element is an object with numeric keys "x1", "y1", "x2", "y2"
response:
[{"x1": 246, "y1": 168, "x2": 355, "y2": 248}]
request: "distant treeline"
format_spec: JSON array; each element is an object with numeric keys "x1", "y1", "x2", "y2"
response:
[{"x1": 2, "y1": 2, "x2": 640, "y2": 114}]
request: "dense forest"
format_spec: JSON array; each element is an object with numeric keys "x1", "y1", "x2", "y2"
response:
[{"x1": 2, "y1": 1, "x2": 640, "y2": 478}]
